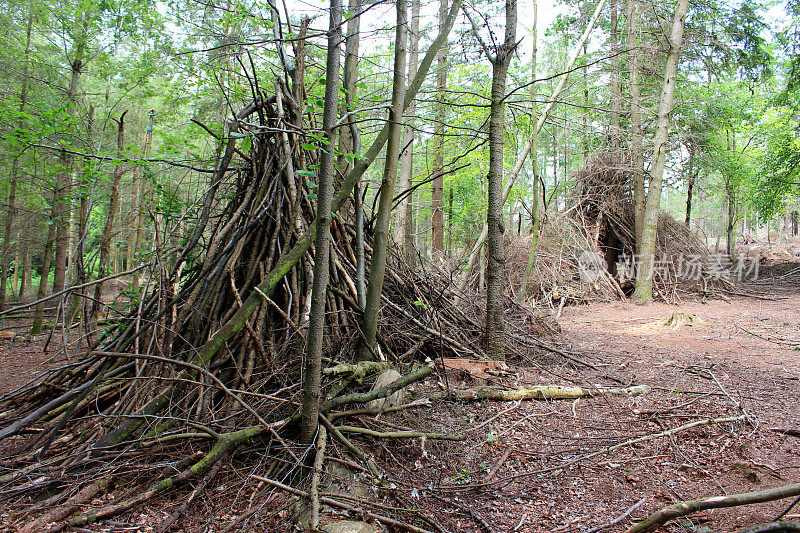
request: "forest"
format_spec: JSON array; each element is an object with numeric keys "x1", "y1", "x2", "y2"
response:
[{"x1": 0, "y1": 0, "x2": 799, "y2": 531}]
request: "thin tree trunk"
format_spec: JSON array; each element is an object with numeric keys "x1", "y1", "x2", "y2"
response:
[
  {"x1": 485, "y1": 0, "x2": 517, "y2": 359},
  {"x1": 457, "y1": 0, "x2": 607, "y2": 289},
  {"x1": 609, "y1": 0, "x2": 621, "y2": 147},
  {"x1": 32, "y1": 224, "x2": 55, "y2": 335},
  {"x1": 11, "y1": 232, "x2": 20, "y2": 295},
  {"x1": 54, "y1": 28, "x2": 87, "y2": 294},
  {"x1": 52, "y1": 148, "x2": 71, "y2": 294},
  {"x1": 20, "y1": 237, "x2": 30, "y2": 300},
  {"x1": 300, "y1": 0, "x2": 342, "y2": 443},
  {"x1": 632, "y1": 0, "x2": 690, "y2": 303},
  {"x1": 69, "y1": 106, "x2": 94, "y2": 327},
  {"x1": 132, "y1": 110, "x2": 155, "y2": 290},
  {"x1": 685, "y1": 146, "x2": 695, "y2": 228},
  {"x1": 685, "y1": 175, "x2": 695, "y2": 228},
  {"x1": 394, "y1": 0, "x2": 420, "y2": 264},
  {"x1": 431, "y1": 0, "x2": 448, "y2": 255},
  {"x1": 358, "y1": 0, "x2": 408, "y2": 361},
  {"x1": 627, "y1": 0, "x2": 646, "y2": 248},
  {"x1": 519, "y1": 0, "x2": 540, "y2": 302},
  {"x1": 342, "y1": 0, "x2": 364, "y2": 307},
  {"x1": 0, "y1": 12, "x2": 32, "y2": 311},
  {"x1": 91, "y1": 112, "x2": 127, "y2": 321}
]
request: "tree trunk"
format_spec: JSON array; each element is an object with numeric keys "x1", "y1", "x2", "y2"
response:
[
  {"x1": 456, "y1": 0, "x2": 606, "y2": 292},
  {"x1": 394, "y1": 0, "x2": 420, "y2": 264},
  {"x1": 727, "y1": 194, "x2": 736, "y2": 258},
  {"x1": 609, "y1": 0, "x2": 621, "y2": 147},
  {"x1": 684, "y1": 145, "x2": 695, "y2": 228},
  {"x1": 300, "y1": 0, "x2": 342, "y2": 443},
  {"x1": 132, "y1": 110, "x2": 155, "y2": 290},
  {"x1": 632, "y1": 0, "x2": 690, "y2": 303},
  {"x1": 431, "y1": 0, "x2": 448, "y2": 255},
  {"x1": 485, "y1": 0, "x2": 517, "y2": 359},
  {"x1": 519, "y1": 0, "x2": 540, "y2": 303},
  {"x1": 342, "y1": 0, "x2": 365, "y2": 307},
  {"x1": 626, "y1": 0, "x2": 646, "y2": 249},
  {"x1": 20, "y1": 237, "x2": 30, "y2": 300},
  {"x1": 11, "y1": 232, "x2": 20, "y2": 296},
  {"x1": 358, "y1": 0, "x2": 408, "y2": 361},
  {"x1": 31, "y1": 224, "x2": 55, "y2": 335},
  {"x1": 0, "y1": 11, "x2": 32, "y2": 311},
  {"x1": 52, "y1": 149, "x2": 71, "y2": 294},
  {"x1": 54, "y1": 37, "x2": 86, "y2": 294},
  {"x1": 68, "y1": 106, "x2": 94, "y2": 328},
  {"x1": 91, "y1": 112, "x2": 128, "y2": 321},
  {"x1": 685, "y1": 174, "x2": 695, "y2": 228}
]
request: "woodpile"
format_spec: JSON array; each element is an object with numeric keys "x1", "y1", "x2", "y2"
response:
[
  {"x1": 0, "y1": 84, "x2": 564, "y2": 531},
  {"x1": 504, "y1": 152, "x2": 751, "y2": 306}
]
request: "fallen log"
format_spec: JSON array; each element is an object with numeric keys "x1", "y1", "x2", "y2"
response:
[
  {"x1": 451, "y1": 384, "x2": 651, "y2": 401},
  {"x1": 627, "y1": 483, "x2": 800, "y2": 533}
]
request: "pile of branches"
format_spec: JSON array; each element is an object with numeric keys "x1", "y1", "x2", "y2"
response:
[
  {"x1": 506, "y1": 152, "x2": 745, "y2": 306},
  {"x1": 0, "y1": 80, "x2": 562, "y2": 531}
]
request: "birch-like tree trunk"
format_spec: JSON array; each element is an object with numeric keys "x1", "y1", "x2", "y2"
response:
[
  {"x1": 300, "y1": 0, "x2": 342, "y2": 443},
  {"x1": 633, "y1": 0, "x2": 690, "y2": 303}
]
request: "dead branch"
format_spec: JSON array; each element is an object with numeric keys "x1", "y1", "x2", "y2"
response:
[{"x1": 627, "y1": 483, "x2": 800, "y2": 533}]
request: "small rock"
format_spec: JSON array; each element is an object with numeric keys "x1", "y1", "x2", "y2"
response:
[
  {"x1": 366, "y1": 369, "x2": 403, "y2": 411},
  {"x1": 321, "y1": 520, "x2": 382, "y2": 533}
]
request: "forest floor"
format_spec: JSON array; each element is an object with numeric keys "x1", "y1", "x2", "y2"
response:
[{"x1": 1, "y1": 263, "x2": 799, "y2": 532}]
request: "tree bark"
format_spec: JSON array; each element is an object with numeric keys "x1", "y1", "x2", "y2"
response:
[
  {"x1": 633, "y1": 0, "x2": 690, "y2": 303},
  {"x1": 685, "y1": 146, "x2": 695, "y2": 228},
  {"x1": 91, "y1": 112, "x2": 127, "y2": 321},
  {"x1": 358, "y1": 0, "x2": 408, "y2": 361},
  {"x1": 31, "y1": 224, "x2": 55, "y2": 335},
  {"x1": 394, "y1": 0, "x2": 420, "y2": 264},
  {"x1": 300, "y1": 0, "x2": 342, "y2": 443},
  {"x1": 131, "y1": 110, "x2": 155, "y2": 290},
  {"x1": 0, "y1": 11, "x2": 32, "y2": 311},
  {"x1": 431, "y1": 0, "x2": 448, "y2": 255},
  {"x1": 456, "y1": 0, "x2": 607, "y2": 292},
  {"x1": 20, "y1": 236, "x2": 30, "y2": 300},
  {"x1": 54, "y1": 20, "x2": 88, "y2": 294},
  {"x1": 342, "y1": 0, "x2": 365, "y2": 307},
  {"x1": 626, "y1": 0, "x2": 646, "y2": 248},
  {"x1": 608, "y1": 0, "x2": 621, "y2": 147},
  {"x1": 519, "y1": 0, "x2": 540, "y2": 303},
  {"x1": 484, "y1": 0, "x2": 517, "y2": 359}
]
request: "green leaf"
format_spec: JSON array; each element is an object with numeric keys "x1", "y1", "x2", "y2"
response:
[
  {"x1": 301, "y1": 143, "x2": 317, "y2": 151},
  {"x1": 240, "y1": 136, "x2": 251, "y2": 152}
]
